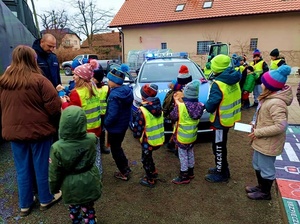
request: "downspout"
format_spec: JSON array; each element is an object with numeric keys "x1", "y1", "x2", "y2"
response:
[{"x1": 117, "y1": 28, "x2": 124, "y2": 63}]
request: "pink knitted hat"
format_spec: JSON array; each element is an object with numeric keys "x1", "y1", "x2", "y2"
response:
[{"x1": 74, "y1": 59, "x2": 99, "y2": 81}]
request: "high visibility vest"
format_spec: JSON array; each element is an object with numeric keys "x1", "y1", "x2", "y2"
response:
[
  {"x1": 250, "y1": 60, "x2": 264, "y2": 76},
  {"x1": 209, "y1": 80, "x2": 241, "y2": 127},
  {"x1": 204, "y1": 67, "x2": 212, "y2": 79},
  {"x1": 140, "y1": 107, "x2": 165, "y2": 146},
  {"x1": 174, "y1": 103, "x2": 199, "y2": 144},
  {"x1": 97, "y1": 85, "x2": 108, "y2": 115},
  {"x1": 269, "y1": 59, "x2": 281, "y2": 70},
  {"x1": 76, "y1": 87, "x2": 101, "y2": 130}
]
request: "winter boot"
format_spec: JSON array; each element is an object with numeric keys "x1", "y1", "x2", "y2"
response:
[
  {"x1": 140, "y1": 176, "x2": 156, "y2": 188},
  {"x1": 247, "y1": 178, "x2": 273, "y2": 200},
  {"x1": 100, "y1": 130, "x2": 110, "y2": 154},
  {"x1": 245, "y1": 170, "x2": 262, "y2": 193},
  {"x1": 207, "y1": 167, "x2": 231, "y2": 179},
  {"x1": 205, "y1": 170, "x2": 229, "y2": 183},
  {"x1": 172, "y1": 171, "x2": 190, "y2": 184},
  {"x1": 188, "y1": 167, "x2": 195, "y2": 179}
]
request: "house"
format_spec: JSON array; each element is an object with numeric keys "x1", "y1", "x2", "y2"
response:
[
  {"x1": 109, "y1": 0, "x2": 300, "y2": 67},
  {"x1": 41, "y1": 28, "x2": 81, "y2": 50},
  {"x1": 81, "y1": 31, "x2": 122, "y2": 60}
]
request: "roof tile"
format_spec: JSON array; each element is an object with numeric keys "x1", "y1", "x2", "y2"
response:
[{"x1": 109, "y1": 0, "x2": 300, "y2": 27}]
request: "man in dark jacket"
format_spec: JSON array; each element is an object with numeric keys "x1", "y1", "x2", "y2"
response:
[{"x1": 32, "y1": 33, "x2": 61, "y2": 88}]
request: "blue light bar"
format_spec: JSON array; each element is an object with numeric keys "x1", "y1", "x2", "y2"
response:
[{"x1": 145, "y1": 51, "x2": 189, "y2": 60}]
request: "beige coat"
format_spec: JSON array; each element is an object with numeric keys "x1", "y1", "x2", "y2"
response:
[{"x1": 251, "y1": 85, "x2": 293, "y2": 156}]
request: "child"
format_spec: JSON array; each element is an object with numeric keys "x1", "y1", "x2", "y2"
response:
[
  {"x1": 132, "y1": 84, "x2": 164, "y2": 188},
  {"x1": 104, "y1": 65, "x2": 134, "y2": 181},
  {"x1": 204, "y1": 54, "x2": 241, "y2": 183},
  {"x1": 170, "y1": 80, "x2": 205, "y2": 184},
  {"x1": 162, "y1": 65, "x2": 192, "y2": 154},
  {"x1": 242, "y1": 66, "x2": 257, "y2": 109},
  {"x1": 92, "y1": 67, "x2": 111, "y2": 154},
  {"x1": 247, "y1": 65, "x2": 292, "y2": 200},
  {"x1": 61, "y1": 60, "x2": 103, "y2": 176},
  {"x1": 49, "y1": 105, "x2": 102, "y2": 223},
  {"x1": 269, "y1": 48, "x2": 286, "y2": 70},
  {"x1": 250, "y1": 49, "x2": 269, "y2": 107}
]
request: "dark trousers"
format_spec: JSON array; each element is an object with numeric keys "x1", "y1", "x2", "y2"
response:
[
  {"x1": 212, "y1": 128, "x2": 229, "y2": 174},
  {"x1": 108, "y1": 132, "x2": 129, "y2": 174},
  {"x1": 141, "y1": 148, "x2": 156, "y2": 178}
]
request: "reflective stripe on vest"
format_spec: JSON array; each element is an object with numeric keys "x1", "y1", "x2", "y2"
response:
[
  {"x1": 269, "y1": 59, "x2": 281, "y2": 70},
  {"x1": 97, "y1": 85, "x2": 108, "y2": 115},
  {"x1": 76, "y1": 87, "x2": 101, "y2": 130},
  {"x1": 209, "y1": 80, "x2": 241, "y2": 127},
  {"x1": 250, "y1": 60, "x2": 264, "y2": 76},
  {"x1": 175, "y1": 103, "x2": 199, "y2": 144},
  {"x1": 140, "y1": 107, "x2": 165, "y2": 146}
]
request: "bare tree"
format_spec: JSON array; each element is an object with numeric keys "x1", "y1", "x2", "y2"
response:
[
  {"x1": 38, "y1": 10, "x2": 69, "y2": 47},
  {"x1": 70, "y1": 0, "x2": 114, "y2": 48}
]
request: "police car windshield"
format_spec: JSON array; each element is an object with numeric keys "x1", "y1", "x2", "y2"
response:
[{"x1": 139, "y1": 61, "x2": 203, "y2": 83}]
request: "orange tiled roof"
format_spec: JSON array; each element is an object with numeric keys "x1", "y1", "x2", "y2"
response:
[
  {"x1": 109, "y1": 0, "x2": 300, "y2": 27},
  {"x1": 81, "y1": 32, "x2": 120, "y2": 47}
]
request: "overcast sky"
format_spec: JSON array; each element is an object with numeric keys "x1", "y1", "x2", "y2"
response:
[{"x1": 28, "y1": 0, "x2": 125, "y2": 14}]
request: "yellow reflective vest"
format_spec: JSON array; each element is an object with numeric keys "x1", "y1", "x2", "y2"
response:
[
  {"x1": 250, "y1": 60, "x2": 264, "y2": 76},
  {"x1": 174, "y1": 102, "x2": 199, "y2": 144},
  {"x1": 269, "y1": 59, "x2": 281, "y2": 70},
  {"x1": 209, "y1": 80, "x2": 241, "y2": 127},
  {"x1": 140, "y1": 107, "x2": 165, "y2": 146},
  {"x1": 76, "y1": 87, "x2": 101, "y2": 130},
  {"x1": 96, "y1": 85, "x2": 109, "y2": 115}
]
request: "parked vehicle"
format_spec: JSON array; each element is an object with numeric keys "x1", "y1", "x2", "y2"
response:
[
  {"x1": 130, "y1": 52, "x2": 211, "y2": 134},
  {"x1": 61, "y1": 54, "x2": 119, "y2": 76}
]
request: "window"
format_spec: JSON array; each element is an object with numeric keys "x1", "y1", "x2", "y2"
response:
[
  {"x1": 203, "y1": 0, "x2": 213, "y2": 8},
  {"x1": 73, "y1": 40, "x2": 78, "y2": 45},
  {"x1": 197, "y1": 40, "x2": 214, "y2": 55},
  {"x1": 161, "y1": 42, "x2": 167, "y2": 49},
  {"x1": 65, "y1": 40, "x2": 70, "y2": 46},
  {"x1": 250, "y1": 38, "x2": 258, "y2": 51},
  {"x1": 175, "y1": 4, "x2": 185, "y2": 12}
]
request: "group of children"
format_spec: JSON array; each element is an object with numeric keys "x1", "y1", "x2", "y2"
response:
[
  {"x1": 48, "y1": 49, "x2": 293, "y2": 222},
  {"x1": 50, "y1": 60, "x2": 133, "y2": 223},
  {"x1": 235, "y1": 48, "x2": 286, "y2": 110}
]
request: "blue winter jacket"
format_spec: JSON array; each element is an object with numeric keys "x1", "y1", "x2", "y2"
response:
[
  {"x1": 32, "y1": 39, "x2": 61, "y2": 87},
  {"x1": 205, "y1": 67, "x2": 241, "y2": 129},
  {"x1": 104, "y1": 85, "x2": 133, "y2": 133}
]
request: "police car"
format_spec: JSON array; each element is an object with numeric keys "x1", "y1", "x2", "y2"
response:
[{"x1": 131, "y1": 52, "x2": 212, "y2": 134}]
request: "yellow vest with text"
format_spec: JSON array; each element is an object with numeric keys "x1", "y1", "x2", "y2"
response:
[
  {"x1": 209, "y1": 80, "x2": 241, "y2": 127},
  {"x1": 140, "y1": 107, "x2": 165, "y2": 146},
  {"x1": 269, "y1": 59, "x2": 281, "y2": 70},
  {"x1": 76, "y1": 87, "x2": 101, "y2": 130},
  {"x1": 97, "y1": 85, "x2": 109, "y2": 115},
  {"x1": 174, "y1": 103, "x2": 199, "y2": 144},
  {"x1": 250, "y1": 60, "x2": 264, "y2": 76}
]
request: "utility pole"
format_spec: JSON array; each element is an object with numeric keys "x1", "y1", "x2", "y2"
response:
[{"x1": 30, "y1": 0, "x2": 40, "y2": 37}]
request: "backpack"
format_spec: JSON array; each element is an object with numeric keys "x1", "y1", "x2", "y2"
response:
[{"x1": 162, "y1": 89, "x2": 177, "y2": 118}]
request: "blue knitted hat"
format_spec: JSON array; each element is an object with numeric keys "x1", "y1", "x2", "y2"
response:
[{"x1": 106, "y1": 64, "x2": 129, "y2": 85}]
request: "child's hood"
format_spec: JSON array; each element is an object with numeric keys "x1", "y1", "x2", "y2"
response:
[
  {"x1": 141, "y1": 97, "x2": 162, "y2": 117},
  {"x1": 59, "y1": 106, "x2": 87, "y2": 140},
  {"x1": 215, "y1": 67, "x2": 241, "y2": 85},
  {"x1": 111, "y1": 85, "x2": 133, "y2": 105},
  {"x1": 266, "y1": 85, "x2": 293, "y2": 106}
]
